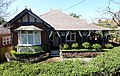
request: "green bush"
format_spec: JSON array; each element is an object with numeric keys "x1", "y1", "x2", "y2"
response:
[
  {"x1": 92, "y1": 44, "x2": 101, "y2": 49},
  {"x1": 32, "y1": 46, "x2": 43, "y2": 52},
  {"x1": 71, "y1": 43, "x2": 79, "y2": 49},
  {"x1": 105, "y1": 43, "x2": 113, "y2": 49},
  {"x1": 10, "y1": 50, "x2": 44, "y2": 58},
  {"x1": 1, "y1": 47, "x2": 120, "y2": 76},
  {"x1": 42, "y1": 44, "x2": 49, "y2": 52},
  {"x1": 63, "y1": 44, "x2": 69, "y2": 50},
  {"x1": 82, "y1": 42, "x2": 90, "y2": 48},
  {"x1": 87, "y1": 47, "x2": 120, "y2": 75}
]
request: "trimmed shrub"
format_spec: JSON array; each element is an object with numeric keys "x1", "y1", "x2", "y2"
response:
[
  {"x1": 32, "y1": 46, "x2": 43, "y2": 52},
  {"x1": 92, "y1": 44, "x2": 101, "y2": 50},
  {"x1": 71, "y1": 43, "x2": 79, "y2": 49},
  {"x1": 105, "y1": 43, "x2": 113, "y2": 49},
  {"x1": 82, "y1": 42, "x2": 90, "y2": 48},
  {"x1": 10, "y1": 50, "x2": 44, "y2": 58},
  {"x1": 1, "y1": 47, "x2": 120, "y2": 76},
  {"x1": 63, "y1": 44, "x2": 69, "y2": 50}
]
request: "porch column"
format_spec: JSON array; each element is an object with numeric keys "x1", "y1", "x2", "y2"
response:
[
  {"x1": 48, "y1": 31, "x2": 53, "y2": 50},
  {"x1": 57, "y1": 31, "x2": 61, "y2": 46},
  {"x1": 78, "y1": 31, "x2": 83, "y2": 44},
  {"x1": 86, "y1": 31, "x2": 91, "y2": 41},
  {"x1": 102, "y1": 30, "x2": 105, "y2": 45},
  {"x1": 65, "y1": 31, "x2": 69, "y2": 43},
  {"x1": 49, "y1": 31, "x2": 53, "y2": 38}
]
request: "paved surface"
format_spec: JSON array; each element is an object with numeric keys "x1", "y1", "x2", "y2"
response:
[
  {"x1": 41, "y1": 56, "x2": 92, "y2": 63},
  {"x1": 41, "y1": 57, "x2": 61, "y2": 63},
  {"x1": 61, "y1": 58, "x2": 93, "y2": 62}
]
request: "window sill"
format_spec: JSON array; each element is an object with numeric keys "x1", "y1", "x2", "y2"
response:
[{"x1": 17, "y1": 44, "x2": 41, "y2": 46}]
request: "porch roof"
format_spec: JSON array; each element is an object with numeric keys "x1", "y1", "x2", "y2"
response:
[
  {"x1": 15, "y1": 25, "x2": 43, "y2": 31},
  {"x1": 40, "y1": 9, "x2": 111, "y2": 31}
]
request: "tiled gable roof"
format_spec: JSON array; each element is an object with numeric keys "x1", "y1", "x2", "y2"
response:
[
  {"x1": 0, "y1": 25, "x2": 10, "y2": 35},
  {"x1": 40, "y1": 9, "x2": 111, "y2": 30}
]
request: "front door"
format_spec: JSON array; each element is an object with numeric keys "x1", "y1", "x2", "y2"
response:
[
  {"x1": 53, "y1": 32, "x2": 60, "y2": 47},
  {"x1": 50, "y1": 32, "x2": 60, "y2": 55}
]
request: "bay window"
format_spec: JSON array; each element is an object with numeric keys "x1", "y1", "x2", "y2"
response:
[{"x1": 18, "y1": 30, "x2": 41, "y2": 46}]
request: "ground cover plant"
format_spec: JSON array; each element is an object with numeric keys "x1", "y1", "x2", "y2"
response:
[{"x1": 0, "y1": 46, "x2": 120, "y2": 76}]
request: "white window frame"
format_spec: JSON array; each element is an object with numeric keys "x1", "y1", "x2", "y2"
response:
[
  {"x1": 2, "y1": 36, "x2": 11, "y2": 46},
  {"x1": 18, "y1": 30, "x2": 41, "y2": 46},
  {"x1": 66, "y1": 31, "x2": 76, "y2": 43}
]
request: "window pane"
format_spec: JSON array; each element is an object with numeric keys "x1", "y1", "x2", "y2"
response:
[
  {"x1": 21, "y1": 35, "x2": 27, "y2": 44},
  {"x1": 71, "y1": 34, "x2": 75, "y2": 40},
  {"x1": 21, "y1": 31, "x2": 26, "y2": 34},
  {"x1": 28, "y1": 31, "x2": 33, "y2": 34},
  {"x1": 71, "y1": 31, "x2": 75, "y2": 34},
  {"x1": 28, "y1": 35, "x2": 34, "y2": 44},
  {"x1": 35, "y1": 35, "x2": 40, "y2": 44}
]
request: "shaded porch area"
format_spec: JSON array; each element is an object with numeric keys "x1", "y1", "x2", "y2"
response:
[{"x1": 48, "y1": 30, "x2": 109, "y2": 50}]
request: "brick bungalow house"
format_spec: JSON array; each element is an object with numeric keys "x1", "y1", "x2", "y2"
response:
[{"x1": 4, "y1": 8, "x2": 111, "y2": 55}]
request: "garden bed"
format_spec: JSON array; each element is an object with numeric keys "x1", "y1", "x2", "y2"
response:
[
  {"x1": 6, "y1": 51, "x2": 49, "y2": 62},
  {"x1": 60, "y1": 49, "x2": 109, "y2": 58}
]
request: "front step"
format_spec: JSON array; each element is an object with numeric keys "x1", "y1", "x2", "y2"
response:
[{"x1": 50, "y1": 50, "x2": 60, "y2": 56}]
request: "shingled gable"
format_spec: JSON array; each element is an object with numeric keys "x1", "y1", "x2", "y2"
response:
[
  {"x1": 40, "y1": 9, "x2": 111, "y2": 30},
  {"x1": 4, "y1": 8, "x2": 52, "y2": 29}
]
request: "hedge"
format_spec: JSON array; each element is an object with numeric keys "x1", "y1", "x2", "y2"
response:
[
  {"x1": 60, "y1": 49, "x2": 109, "y2": 52},
  {"x1": 0, "y1": 47, "x2": 120, "y2": 76},
  {"x1": 11, "y1": 50, "x2": 45, "y2": 58}
]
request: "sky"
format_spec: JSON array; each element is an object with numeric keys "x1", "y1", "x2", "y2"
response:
[{"x1": 8, "y1": 0, "x2": 120, "y2": 23}]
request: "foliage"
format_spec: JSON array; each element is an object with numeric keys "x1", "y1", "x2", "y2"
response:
[
  {"x1": 63, "y1": 44, "x2": 69, "y2": 50},
  {"x1": 60, "y1": 49, "x2": 108, "y2": 52},
  {"x1": 87, "y1": 47, "x2": 120, "y2": 75},
  {"x1": 1, "y1": 47, "x2": 120, "y2": 76},
  {"x1": 105, "y1": 43, "x2": 113, "y2": 49},
  {"x1": 92, "y1": 44, "x2": 101, "y2": 49},
  {"x1": 82, "y1": 42, "x2": 91, "y2": 49},
  {"x1": 69, "y1": 13, "x2": 81, "y2": 18},
  {"x1": 32, "y1": 46, "x2": 43, "y2": 52},
  {"x1": 96, "y1": 19, "x2": 117, "y2": 28},
  {"x1": 42, "y1": 44, "x2": 49, "y2": 52},
  {"x1": 71, "y1": 43, "x2": 79, "y2": 49},
  {"x1": 10, "y1": 50, "x2": 44, "y2": 58}
]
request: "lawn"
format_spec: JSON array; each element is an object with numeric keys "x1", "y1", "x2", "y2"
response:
[{"x1": 0, "y1": 47, "x2": 120, "y2": 76}]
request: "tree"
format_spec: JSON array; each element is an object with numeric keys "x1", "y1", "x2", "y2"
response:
[
  {"x1": 99, "y1": 0, "x2": 120, "y2": 27},
  {"x1": 69, "y1": 13, "x2": 81, "y2": 18},
  {"x1": 96, "y1": 19, "x2": 117, "y2": 28},
  {"x1": 0, "y1": 0, "x2": 15, "y2": 24}
]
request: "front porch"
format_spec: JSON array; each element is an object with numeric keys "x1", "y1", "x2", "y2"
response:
[
  {"x1": 48, "y1": 30, "x2": 109, "y2": 56},
  {"x1": 49, "y1": 30, "x2": 108, "y2": 49}
]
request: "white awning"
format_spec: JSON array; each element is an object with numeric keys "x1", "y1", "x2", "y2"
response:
[{"x1": 15, "y1": 25, "x2": 43, "y2": 31}]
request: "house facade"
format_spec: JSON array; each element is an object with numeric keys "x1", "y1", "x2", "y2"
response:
[
  {"x1": 4, "y1": 8, "x2": 111, "y2": 53},
  {"x1": 0, "y1": 25, "x2": 11, "y2": 48}
]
